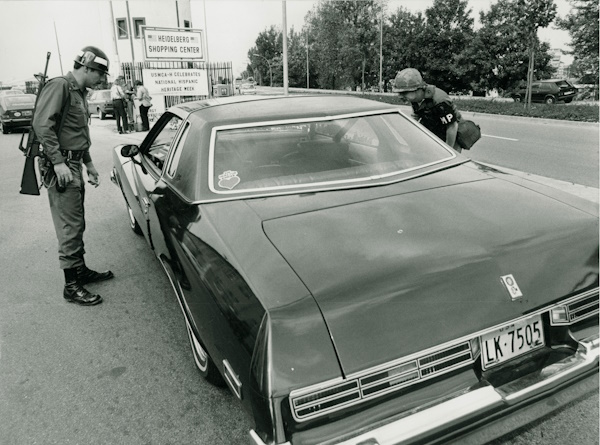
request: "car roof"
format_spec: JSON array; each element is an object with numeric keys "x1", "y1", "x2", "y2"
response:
[{"x1": 177, "y1": 95, "x2": 398, "y2": 126}]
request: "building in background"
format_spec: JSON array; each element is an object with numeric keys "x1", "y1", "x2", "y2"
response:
[
  {"x1": 109, "y1": 0, "x2": 193, "y2": 71},
  {"x1": 549, "y1": 48, "x2": 569, "y2": 79}
]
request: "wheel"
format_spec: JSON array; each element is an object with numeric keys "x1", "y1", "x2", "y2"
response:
[
  {"x1": 185, "y1": 321, "x2": 225, "y2": 386},
  {"x1": 126, "y1": 201, "x2": 143, "y2": 235},
  {"x1": 99, "y1": 109, "x2": 106, "y2": 120},
  {"x1": 545, "y1": 96, "x2": 556, "y2": 105},
  {"x1": 513, "y1": 96, "x2": 521, "y2": 103}
]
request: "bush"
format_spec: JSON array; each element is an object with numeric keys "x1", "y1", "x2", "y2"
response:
[{"x1": 361, "y1": 95, "x2": 599, "y2": 123}]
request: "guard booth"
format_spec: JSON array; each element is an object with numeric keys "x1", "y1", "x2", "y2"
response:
[{"x1": 213, "y1": 83, "x2": 233, "y2": 97}]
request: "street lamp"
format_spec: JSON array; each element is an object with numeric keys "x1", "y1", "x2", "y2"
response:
[{"x1": 253, "y1": 53, "x2": 273, "y2": 87}]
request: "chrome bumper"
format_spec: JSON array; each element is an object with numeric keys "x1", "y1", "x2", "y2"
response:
[{"x1": 249, "y1": 334, "x2": 599, "y2": 445}]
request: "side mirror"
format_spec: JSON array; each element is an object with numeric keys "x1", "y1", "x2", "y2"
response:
[{"x1": 121, "y1": 144, "x2": 139, "y2": 157}]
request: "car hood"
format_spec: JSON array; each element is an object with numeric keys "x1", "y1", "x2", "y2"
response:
[{"x1": 261, "y1": 178, "x2": 599, "y2": 375}]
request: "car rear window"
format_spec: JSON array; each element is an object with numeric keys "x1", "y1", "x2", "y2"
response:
[
  {"x1": 210, "y1": 111, "x2": 454, "y2": 194},
  {"x1": 5, "y1": 96, "x2": 35, "y2": 106},
  {"x1": 555, "y1": 80, "x2": 573, "y2": 89}
]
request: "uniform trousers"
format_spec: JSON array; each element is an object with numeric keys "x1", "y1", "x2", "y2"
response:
[
  {"x1": 47, "y1": 160, "x2": 86, "y2": 270},
  {"x1": 113, "y1": 98, "x2": 127, "y2": 133}
]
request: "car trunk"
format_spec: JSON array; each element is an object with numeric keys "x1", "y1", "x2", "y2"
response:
[{"x1": 261, "y1": 179, "x2": 598, "y2": 376}]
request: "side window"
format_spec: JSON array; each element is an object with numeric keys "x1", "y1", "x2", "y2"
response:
[
  {"x1": 133, "y1": 18, "x2": 145, "y2": 39},
  {"x1": 116, "y1": 18, "x2": 128, "y2": 39},
  {"x1": 166, "y1": 122, "x2": 190, "y2": 177},
  {"x1": 143, "y1": 114, "x2": 183, "y2": 172}
]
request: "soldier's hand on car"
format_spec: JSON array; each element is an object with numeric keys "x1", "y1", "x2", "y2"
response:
[{"x1": 54, "y1": 163, "x2": 73, "y2": 188}]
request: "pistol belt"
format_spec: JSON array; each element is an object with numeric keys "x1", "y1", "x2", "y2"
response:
[{"x1": 59, "y1": 149, "x2": 85, "y2": 161}]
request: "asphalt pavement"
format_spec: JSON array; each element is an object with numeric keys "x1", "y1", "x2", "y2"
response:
[{"x1": 0, "y1": 115, "x2": 598, "y2": 445}]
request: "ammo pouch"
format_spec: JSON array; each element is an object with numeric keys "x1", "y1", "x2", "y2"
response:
[{"x1": 456, "y1": 120, "x2": 481, "y2": 150}]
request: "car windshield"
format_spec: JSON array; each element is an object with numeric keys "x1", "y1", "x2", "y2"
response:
[
  {"x1": 211, "y1": 111, "x2": 454, "y2": 194},
  {"x1": 5, "y1": 95, "x2": 35, "y2": 106}
]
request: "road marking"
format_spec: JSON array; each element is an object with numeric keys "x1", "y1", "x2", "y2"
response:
[{"x1": 482, "y1": 134, "x2": 519, "y2": 141}]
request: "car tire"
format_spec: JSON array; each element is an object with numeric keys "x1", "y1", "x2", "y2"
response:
[
  {"x1": 545, "y1": 96, "x2": 556, "y2": 105},
  {"x1": 185, "y1": 321, "x2": 225, "y2": 386},
  {"x1": 513, "y1": 96, "x2": 521, "y2": 103},
  {"x1": 126, "y1": 201, "x2": 143, "y2": 235},
  {"x1": 99, "y1": 109, "x2": 106, "y2": 120}
]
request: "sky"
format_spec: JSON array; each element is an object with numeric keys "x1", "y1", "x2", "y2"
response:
[{"x1": 0, "y1": 0, "x2": 575, "y2": 85}]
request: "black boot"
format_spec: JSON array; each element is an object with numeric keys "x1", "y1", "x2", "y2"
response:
[
  {"x1": 63, "y1": 268, "x2": 103, "y2": 306},
  {"x1": 76, "y1": 265, "x2": 114, "y2": 285}
]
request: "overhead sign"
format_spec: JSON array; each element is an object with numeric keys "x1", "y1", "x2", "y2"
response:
[
  {"x1": 143, "y1": 27, "x2": 204, "y2": 61},
  {"x1": 145, "y1": 68, "x2": 209, "y2": 96}
]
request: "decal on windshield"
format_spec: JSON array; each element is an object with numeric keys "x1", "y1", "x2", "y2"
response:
[{"x1": 218, "y1": 170, "x2": 241, "y2": 190}]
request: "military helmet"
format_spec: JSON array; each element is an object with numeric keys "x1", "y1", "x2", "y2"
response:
[
  {"x1": 74, "y1": 46, "x2": 109, "y2": 74},
  {"x1": 392, "y1": 68, "x2": 425, "y2": 93}
]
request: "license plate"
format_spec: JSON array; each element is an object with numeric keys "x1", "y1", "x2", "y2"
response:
[{"x1": 480, "y1": 315, "x2": 545, "y2": 370}]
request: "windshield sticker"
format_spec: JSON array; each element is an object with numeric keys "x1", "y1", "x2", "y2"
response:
[{"x1": 218, "y1": 170, "x2": 241, "y2": 190}]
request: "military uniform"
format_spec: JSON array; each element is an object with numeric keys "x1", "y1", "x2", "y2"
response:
[
  {"x1": 33, "y1": 72, "x2": 92, "y2": 271},
  {"x1": 411, "y1": 85, "x2": 462, "y2": 142}
]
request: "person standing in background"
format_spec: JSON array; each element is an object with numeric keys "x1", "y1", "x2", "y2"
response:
[
  {"x1": 110, "y1": 76, "x2": 127, "y2": 134},
  {"x1": 134, "y1": 80, "x2": 152, "y2": 131},
  {"x1": 123, "y1": 82, "x2": 135, "y2": 132}
]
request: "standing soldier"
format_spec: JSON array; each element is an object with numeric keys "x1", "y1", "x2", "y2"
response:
[
  {"x1": 32, "y1": 46, "x2": 114, "y2": 306},
  {"x1": 393, "y1": 68, "x2": 463, "y2": 152},
  {"x1": 111, "y1": 76, "x2": 128, "y2": 134}
]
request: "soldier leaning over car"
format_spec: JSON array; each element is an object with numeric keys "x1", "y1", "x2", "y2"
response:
[
  {"x1": 393, "y1": 68, "x2": 463, "y2": 152},
  {"x1": 32, "y1": 46, "x2": 114, "y2": 306}
]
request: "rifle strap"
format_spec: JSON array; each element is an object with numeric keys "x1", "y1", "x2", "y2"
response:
[{"x1": 55, "y1": 77, "x2": 71, "y2": 138}]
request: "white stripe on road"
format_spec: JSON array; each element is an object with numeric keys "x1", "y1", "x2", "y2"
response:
[{"x1": 482, "y1": 134, "x2": 519, "y2": 141}]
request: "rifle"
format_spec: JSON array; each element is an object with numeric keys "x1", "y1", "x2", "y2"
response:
[{"x1": 19, "y1": 52, "x2": 51, "y2": 195}]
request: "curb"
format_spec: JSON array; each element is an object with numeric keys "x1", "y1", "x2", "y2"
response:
[{"x1": 477, "y1": 161, "x2": 599, "y2": 204}]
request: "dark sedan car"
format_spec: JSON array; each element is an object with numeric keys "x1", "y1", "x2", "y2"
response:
[
  {"x1": 0, "y1": 94, "x2": 36, "y2": 134},
  {"x1": 511, "y1": 79, "x2": 577, "y2": 104},
  {"x1": 111, "y1": 95, "x2": 598, "y2": 445},
  {"x1": 87, "y1": 89, "x2": 113, "y2": 119}
]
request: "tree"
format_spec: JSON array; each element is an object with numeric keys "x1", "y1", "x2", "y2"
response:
[
  {"x1": 557, "y1": 0, "x2": 599, "y2": 85},
  {"x1": 382, "y1": 7, "x2": 427, "y2": 88},
  {"x1": 305, "y1": 0, "x2": 382, "y2": 90},
  {"x1": 248, "y1": 26, "x2": 282, "y2": 85},
  {"x1": 461, "y1": 0, "x2": 555, "y2": 93},
  {"x1": 514, "y1": 0, "x2": 557, "y2": 108},
  {"x1": 420, "y1": 0, "x2": 475, "y2": 93}
]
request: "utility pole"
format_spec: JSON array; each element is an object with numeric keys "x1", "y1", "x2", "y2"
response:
[
  {"x1": 282, "y1": 1, "x2": 289, "y2": 96},
  {"x1": 306, "y1": 30, "x2": 309, "y2": 89},
  {"x1": 125, "y1": 0, "x2": 136, "y2": 82},
  {"x1": 379, "y1": 0, "x2": 383, "y2": 91},
  {"x1": 109, "y1": 1, "x2": 120, "y2": 77}
]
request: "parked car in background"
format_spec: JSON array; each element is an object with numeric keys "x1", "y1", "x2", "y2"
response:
[
  {"x1": 239, "y1": 82, "x2": 256, "y2": 95},
  {"x1": 0, "y1": 94, "x2": 36, "y2": 134},
  {"x1": 512, "y1": 79, "x2": 577, "y2": 104},
  {"x1": 111, "y1": 95, "x2": 599, "y2": 445},
  {"x1": 0, "y1": 89, "x2": 26, "y2": 97},
  {"x1": 87, "y1": 89, "x2": 113, "y2": 119},
  {"x1": 234, "y1": 77, "x2": 243, "y2": 92}
]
